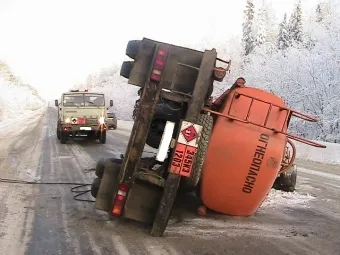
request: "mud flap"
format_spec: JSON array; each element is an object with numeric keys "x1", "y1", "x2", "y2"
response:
[
  {"x1": 123, "y1": 180, "x2": 163, "y2": 224},
  {"x1": 95, "y1": 161, "x2": 120, "y2": 212}
]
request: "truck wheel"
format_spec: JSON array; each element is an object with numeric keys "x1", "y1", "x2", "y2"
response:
[
  {"x1": 181, "y1": 114, "x2": 213, "y2": 190},
  {"x1": 151, "y1": 173, "x2": 181, "y2": 237},
  {"x1": 60, "y1": 131, "x2": 68, "y2": 144},
  {"x1": 57, "y1": 129, "x2": 60, "y2": 140},
  {"x1": 120, "y1": 61, "x2": 134, "y2": 79},
  {"x1": 95, "y1": 158, "x2": 123, "y2": 179},
  {"x1": 134, "y1": 98, "x2": 185, "y2": 149},
  {"x1": 280, "y1": 164, "x2": 297, "y2": 192},
  {"x1": 126, "y1": 40, "x2": 141, "y2": 59},
  {"x1": 146, "y1": 118, "x2": 166, "y2": 149},
  {"x1": 99, "y1": 131, "x2": 106, "y2": 144},
  {"x1": 272, "y1": 177, "x2": 282, "y2": 190},
  {"x1": 57, "y1": 121, "x2": 61, "y2": 140},
  {"x1": 91, "y1": 177, "x2": 101, "y2": 198}
]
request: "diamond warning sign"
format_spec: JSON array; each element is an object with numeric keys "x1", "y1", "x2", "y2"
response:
[
  {"x1": 177, "y1": 120, "x2": 202, "y2": 147},
  {"x1": 181, "y1": 125, "x2": 198, "y2": 143}
]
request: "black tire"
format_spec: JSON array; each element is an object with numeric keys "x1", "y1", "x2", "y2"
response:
[
  {"x1": 151, "y1": 173, "x2": 181, "y2": 237},
  {"x1": 91, "y1": 178, "x2": 101, "y2": 198},
  {"x1": 95, "y1": 158, "x2": 107, "y2": 178},
  {"x1": 60, "y1": 131, "x2": 68, "y2": 144},
  {"x1": 95, "y1": 158, "x2": 123, "y2": 179},
  {"x1": 99, "y1": 130, "x2": 106, "y2": 144},
  {"x1": 56, "y1": 121, "x2": 61, "y2": 140},
  {"x1": 272, "y1": 177, "x2": 282, "y2": 190},
  {"x1": 146, "y1": 118, "x2": 167, "y2": 149},
  {"x1": 132, "y1": 99, "x2": 140, "y2": 121},
  {"x1": 132, "y1": 97, "x2": 185, "y2": 149},
  {"x1": 181, "y1": 114, "x2": 213, "y2": 190},
  {"x1": 126, "y1": 40, "x2": 141, "y2": 59},
  {"x1": 120, "y1": 61, "x2": 134, "y2": 79},
  {"x1": 280, "y1": 165, "x2": 297, "y2": 192},
  {"x1": 147, "y1": 101, "x2": 185, "y2": 149}
]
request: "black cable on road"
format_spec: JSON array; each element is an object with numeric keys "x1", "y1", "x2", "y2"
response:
[{"x1": 0, "y1": 178, "x2": 95, "y2": 203}]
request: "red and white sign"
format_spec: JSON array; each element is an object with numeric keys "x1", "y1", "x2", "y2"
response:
[
  {"x1": 170, "y1": 120, "x2": 202, "y2": 177},
  {"x1": 177, "y1": 121, "x2": 202, "y2": 147}
]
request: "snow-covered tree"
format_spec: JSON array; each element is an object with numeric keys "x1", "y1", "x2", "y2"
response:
[
  {"x1": 242, "y1": 0, "x2": 255, "y2": 55},
  {"x1": 315, "y1": 1, "x2": 333, "y2": 27},
  {"x1": 288, "y1": 0, "x2": 303, "y2": 45},
  {"x1": 262, "y1": 1, "x2": 278, "y2": 43},
  {"x1": 243, "y1": 12, "x2": 340, "y2": 142},
  {"x1": 253, "y1": 7, "x2": 268, "y2": 47},
  {"x1": 277, "y1": 13, "x2": 290, "y2": 50},
  {"x1": 316, "y1": 3, "x2": 324, "y2": 23}
]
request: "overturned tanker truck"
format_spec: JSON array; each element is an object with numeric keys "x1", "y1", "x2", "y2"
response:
[{"x1": 90, "y1": 38, "x2": 326, "y2": 237}]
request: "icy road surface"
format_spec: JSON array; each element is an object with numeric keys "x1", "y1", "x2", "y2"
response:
[{"x1": 0, "y1": 107, "x2": 339, "y2": 255}]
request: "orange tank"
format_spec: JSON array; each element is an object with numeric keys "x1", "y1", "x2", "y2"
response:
[{"x1": 200, "y1": 87, "x2": 290, "y2": 216}]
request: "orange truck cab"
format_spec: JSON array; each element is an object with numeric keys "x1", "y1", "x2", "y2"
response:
[{"x1": 200, "y1": 85, "x2": 326, "y2": 216}]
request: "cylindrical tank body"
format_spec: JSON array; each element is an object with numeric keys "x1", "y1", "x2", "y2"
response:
[{"x1": 201, "y1": 87, "x2": 288, "y2": 216}]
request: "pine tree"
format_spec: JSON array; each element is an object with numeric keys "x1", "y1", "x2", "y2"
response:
[
  {"x1": 316, "y1": 3, "x2": 323, "y2": 23},
  {"x1": 242, "y1": 0, "x2": 255, "y2": 55},
  {"x1": 288, "y1": 0, "x2": 303, "y2": 45},
  {"x1": 315, "y1": 1, "x2": 332, "y2": 27},
  {"x1": 277, "y1": 13, "x2": 290, "y2": 50},
  {"x1": 262, "y1": 1, "x2": 278, "y2": 43},
  {"x1": 253, "y1": 7, "x2": 268, "y2": 47}
]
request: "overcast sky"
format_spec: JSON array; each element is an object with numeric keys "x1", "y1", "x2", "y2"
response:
[{"x1": 0, "y1": 0, "x2": 319, "y2": 100}]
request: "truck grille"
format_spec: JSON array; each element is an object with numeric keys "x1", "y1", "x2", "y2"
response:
[{"x1": 85, "y1": 118, "x2": 98, "y2": 125}]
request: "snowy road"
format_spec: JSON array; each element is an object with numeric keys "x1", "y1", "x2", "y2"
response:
[{"x1": 0, "y1": 107, "x2": 340, "y2": 255}]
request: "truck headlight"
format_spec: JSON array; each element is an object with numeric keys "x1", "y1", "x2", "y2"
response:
[
  {"x1": 65, "y1": 117, "x2": 71, "y2": 123},
  {"x1": 98, "y1": 116, "x2": 105, "y2": 124}
]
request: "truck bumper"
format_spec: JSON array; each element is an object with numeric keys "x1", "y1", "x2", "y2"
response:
[{"x1": 61, "y1": 124, "x2": 107, "y2": 132}]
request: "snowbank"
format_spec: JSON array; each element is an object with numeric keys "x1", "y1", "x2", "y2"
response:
[
  {"x1": 294, "y1": 140, "x2": 340, "y2": 165},
  {"x1": 0, "y1": 77, "x2": 45, "y2": 123}
]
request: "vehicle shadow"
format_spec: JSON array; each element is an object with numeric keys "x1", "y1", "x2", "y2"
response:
[{"x1": 62, "y1": 136, "x2": 104, "y2": 147}]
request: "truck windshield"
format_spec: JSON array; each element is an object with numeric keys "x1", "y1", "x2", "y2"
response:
[{"x1": 63, "y1": 93, "x2": 105, "y2": 107}]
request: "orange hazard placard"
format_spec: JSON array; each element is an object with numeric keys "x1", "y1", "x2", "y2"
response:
[{"x1": 170, "y1": 142, "x2": 197, "y2": 177}]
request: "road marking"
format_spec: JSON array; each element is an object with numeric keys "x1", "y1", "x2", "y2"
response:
[
  {"x1": 112, "y1": 235, "x2": 131, "y2": 255},
  {"x1": 299, "y1": 167, "x2": 340, "y2": 181}
]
